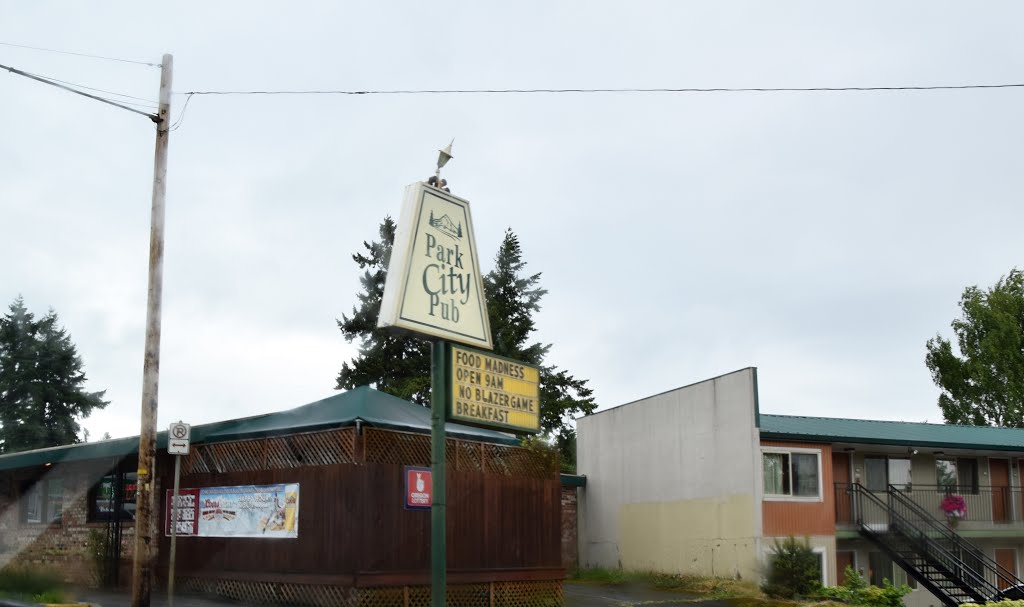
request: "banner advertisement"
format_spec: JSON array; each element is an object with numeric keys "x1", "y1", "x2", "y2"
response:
[{"x1": 165, "y1": 483, "x2": 299, "y2": 538}]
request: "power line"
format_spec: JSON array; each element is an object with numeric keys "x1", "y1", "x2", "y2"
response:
[
  {"x1": 40, "y1": 74, "x2": 158, "y2": 106},
  {"x1": 0, "y1": 41, "x2": 160, "y2": 67},
  {"x1": 180, "y1": 83, "x2": 1024, "y2": 96},
  {"x1": 1, "y1": 62, "x2": 158, "y2": 121},
  {"x1": 169, "y1": 93, "x2": 194, "y2": 131}
]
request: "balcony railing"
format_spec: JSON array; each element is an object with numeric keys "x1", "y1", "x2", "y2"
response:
[{"x1": 836, "y1": 483, "x2": 1022, "y2": 526}]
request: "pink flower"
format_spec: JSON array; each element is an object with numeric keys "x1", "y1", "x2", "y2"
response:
[{"x1": 940, "y1": 494, "x2": 967, "y2": 519}]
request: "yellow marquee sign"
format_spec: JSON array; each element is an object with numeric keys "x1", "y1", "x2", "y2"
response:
[
  {"x1": 378, "y1": 182, "x2": 492, "y2": 349},
  {"x1": 449, "y1": 345, "x2": 540, "y2": 434}
]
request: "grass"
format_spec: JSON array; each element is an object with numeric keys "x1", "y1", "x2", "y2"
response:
[
  {"x1": 0, "y1": 566, "x2": 69, "y2": 604},
  {"x1": 568, "y1": 568, "x2": 762, "y2": 599}
]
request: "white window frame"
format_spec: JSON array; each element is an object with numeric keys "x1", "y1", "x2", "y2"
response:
[
  {"x1": 23, "y1": 482, "x2": 43, "y2": 524},
  {"x1": 813, "y1": 547, "x2": 828, "y2": 587},
  {"x1": 762, "y1": 447, "x2": 823, "y2": 502}
]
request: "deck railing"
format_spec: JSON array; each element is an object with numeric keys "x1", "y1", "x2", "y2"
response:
[{"x1": 836, "y1": 483, "x2": 1022, "y2": 526}]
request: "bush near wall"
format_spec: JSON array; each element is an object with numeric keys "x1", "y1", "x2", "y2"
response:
[
  {"x1": 816, "y1": 566, "x2": 911, "y2": 607},
  {"x1": 762, "y1": 537, "x2": 822, "y2": 599},
  {"x1": 0, "y1": 566, "x2": 68, "y2": 603}
]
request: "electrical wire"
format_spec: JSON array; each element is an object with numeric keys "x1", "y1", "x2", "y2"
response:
[
  {"x1": 180, "y1": 83, "x2": 1024, "y2": 96},
  {"x1": 1, "y1": 62, "x2": 158, "y2": 121},
  {"x1": 0, "y1": 41, "x2": 159, "y2": 67},
  {"x1": 169, "y1": 93, "x2": 193, "y2": 132},
  {"x1": 40, "y1": 75, "x2": 158, "y2": 105}
]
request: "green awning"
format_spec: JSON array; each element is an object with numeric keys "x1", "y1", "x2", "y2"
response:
[
  {"x1": 0, "y1": 386, "x2": 518, "y2": 471},
  {"x1": 761, "y1": 414, "x2": 1024, "y2": 452}
]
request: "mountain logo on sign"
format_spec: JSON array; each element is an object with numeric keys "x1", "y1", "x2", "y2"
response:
[{"x1": 429, "y1": 211, "x2": 463, "y2": 240}]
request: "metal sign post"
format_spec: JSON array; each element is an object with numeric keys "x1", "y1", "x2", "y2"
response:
[
  {"x1": 166, "y1": 421, "x2": 190, "y2": 607},
  {"x1": 378, "y1": 144, "x2": 496, "y2": 607},
  {"x1": 430, "y1": 340, "x2": 448, "y2": 607}
]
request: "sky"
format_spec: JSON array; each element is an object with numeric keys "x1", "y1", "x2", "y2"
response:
[{"x1": 2, "y1": 2, "x2": 1022, "y2": 441}]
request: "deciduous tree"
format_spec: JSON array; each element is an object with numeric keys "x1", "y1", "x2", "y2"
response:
[{"x1": 926, "y1": 269, "x2": 1024, "y2": 426}]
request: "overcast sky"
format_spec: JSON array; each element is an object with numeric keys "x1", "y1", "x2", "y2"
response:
[{"x1": 2, "y1": 2, "x2": 1022, "y2": 441}]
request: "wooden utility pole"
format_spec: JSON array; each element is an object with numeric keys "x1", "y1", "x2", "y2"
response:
[{"x1": 131, "y1": 53, "x2": 173, "y2": 607}]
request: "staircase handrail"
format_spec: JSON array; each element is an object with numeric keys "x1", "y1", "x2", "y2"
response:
[
  {"x1": 886, "y1": 484, "x2": 1024, "y2": 593},
  {"x1": 849, "y1": 483, "x2": 997, "y2": 598}
]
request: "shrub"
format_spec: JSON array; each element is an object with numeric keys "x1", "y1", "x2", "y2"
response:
[
  {"x1": 817, "y1": 566, "x2": 912, "y2": 607},
  {"x1": 88, "y1": 527, "x2": 114, "y2": 587},
  {"x1": 761, "y1": 537, "x2": 822, "y2": 598},
  {"x1": 0, "y1": 565, "x2": 66, "y2": 602}
]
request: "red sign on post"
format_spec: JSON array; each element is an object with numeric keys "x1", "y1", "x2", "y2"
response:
[{"x1": 404, "y1": 466, "x2": 432, "y2": 510}]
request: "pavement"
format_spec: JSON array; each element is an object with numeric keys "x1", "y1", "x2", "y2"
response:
[
  {"x1": 68, "y1": 590, "x2": 240, "y2": 607},
  {"x1": 66, "y1": 583, "x2": 727, "y2": 607},
  {"x1": 563, "y1": 582, "x2": 731, "y2": 607}
]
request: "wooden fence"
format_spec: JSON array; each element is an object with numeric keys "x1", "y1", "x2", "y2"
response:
[{"x1": 157, "y1": 426, "x2": 562, "y2": 606}]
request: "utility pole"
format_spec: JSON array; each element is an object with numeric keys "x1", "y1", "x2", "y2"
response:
[{"x1": 132, "y1": 53, "x2": 173, "y2": 607}]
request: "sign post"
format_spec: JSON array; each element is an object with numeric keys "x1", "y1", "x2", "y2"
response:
[
  {"x1": 430, "y1": 340, "x2": 448, "y2": 607},
  {"x1": 166, "y1": 421, "x2": 190, "y2": 607},
  {"x1": 380, "y1": 145, "x2": 550, "y2": 607}
]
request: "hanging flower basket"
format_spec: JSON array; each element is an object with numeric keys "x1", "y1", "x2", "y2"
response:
[{"x1": 940, "y1": 494, "x2": 967, "y2": 528}]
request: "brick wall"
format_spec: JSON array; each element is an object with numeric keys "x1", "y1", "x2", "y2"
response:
[
  {"x1": 561, "y1": 485, "x2": 578, "y2": 571},
  {"x1": 0, "y1": 460, "x2": 135, "y2": 586}
]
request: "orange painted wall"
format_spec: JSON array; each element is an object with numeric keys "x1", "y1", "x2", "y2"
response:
[{"x1": 762, "y1": 440, "x2": 835, "y2": 536}]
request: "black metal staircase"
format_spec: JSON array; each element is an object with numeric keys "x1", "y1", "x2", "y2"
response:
[{"x1": 846, "y1": 483, "x2": 1024, "y2": 606}]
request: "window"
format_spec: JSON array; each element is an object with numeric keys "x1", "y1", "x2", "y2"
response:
[
  {"x1": 23, "y1": 483, "x2": 42, "y2": 524},
  {"x1": 763, "y1": 449, "x2": 821, "y2": 499},
  {"x1": 937, "y1": 458, "x2": 979, "y2": 494},
  {"x1": 89, "y1": 471, "x2": 138, "y2": 522},
  {"x1": 865, "y1": 456, "x2": 888, "y2": 492},
  {"x1": 888, "y1": 458, "x2": 912, "y2": 491},
  {"x1": 21, "y1": 478, "x2": 63, "y2": 524},
  {"x1": 864, "y1": 457, "x2": 912, "y2": 492},
  {"x1": 868, "y1": 551, "x2": 916, "y2": 588},
  {"x1": 46, "y1": 479, "x2": 63, "y2": 522},
  {"x1": 959, "y1": 459, "x2": 978, "y2": 494},
  {"x1": 812, "y1": 548, "x2": 827, "y2": 586}
]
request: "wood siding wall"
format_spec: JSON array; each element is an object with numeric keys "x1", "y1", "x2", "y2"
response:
[
  {"x1": 762, "y1": 440, "x2": 836, "y2": 537},
  {"x1": 155, "y1": 429, "x2": 561, "y2": 586}
]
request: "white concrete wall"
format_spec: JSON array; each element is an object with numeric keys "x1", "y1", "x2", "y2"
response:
[{"x1": 577, "y1": 368, "x2": 762, "y2": 578}]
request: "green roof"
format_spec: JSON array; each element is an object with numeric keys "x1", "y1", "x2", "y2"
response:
[
  {"x1": 0, "y1": 386, "x2": 518, "y2": 471},
  {"x1": 760, "y1": 414, "x2": 1024, "y2": 452}
]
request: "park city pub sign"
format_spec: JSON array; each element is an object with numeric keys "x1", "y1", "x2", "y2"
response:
[{"x1": 379, "y1": 181, "x2": 493, "y2": 350}]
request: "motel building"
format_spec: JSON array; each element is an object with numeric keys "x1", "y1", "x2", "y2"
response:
[{"x1": 577, "y1": 367, "x2": 1024, "y2": 607}]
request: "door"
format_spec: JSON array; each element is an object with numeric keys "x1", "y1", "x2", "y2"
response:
[
  {"x1": 833, "y1": 452, "x2": 852, "y2": 523},
  {"x1": 992, "y1": 459, "x2": 1010, "y2": 523},
  {"x1": 995, "y1": 548, "x2": 1017, "y2": 590},
  {"x1": 836, "y1": 550, "x2": 855, "y2": 586}
]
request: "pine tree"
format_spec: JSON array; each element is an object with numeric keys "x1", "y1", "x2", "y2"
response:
[
  {"x1": 336, "y1": 221, "x2": 597, "y2": 469},
  {"x1": 0, "y1": 297, "x2": 109, "y2": 454},
  {"x1": 483, "y1": 229, "x2": 596, "y2": 454},
  {"x1": 335, "y1": 218, "x2": 433, "y2": 404}
]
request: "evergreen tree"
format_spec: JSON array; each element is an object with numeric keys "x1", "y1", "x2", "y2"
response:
[
  {"x1": 926, "y1": 268, "x2": 1024, "y2": 427},
  {"x1": 0, "y1": 297, "x2": 109, "y2": 454},
  {"x1": 483, "y1": 229, "x2": 596, "y2": 452},
  {"x1": 336, "y1": 221, "x2": 596, "y2": 468},
  {"x1": 335, "y1": 218, "x2": 433, "y2": 404}
]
